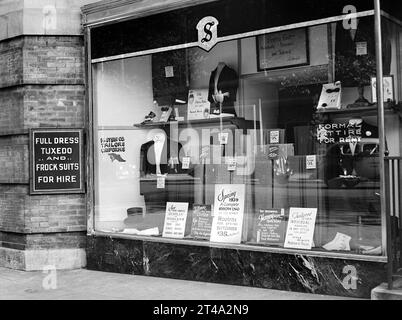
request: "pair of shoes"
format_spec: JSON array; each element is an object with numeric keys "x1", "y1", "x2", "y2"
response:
[
  {"x1": 211, "y1": 107, "x2": 220, "y2": 115},
  {"x1": 141, "y1": 111, "x2": 156, "y2": 124},
  {"x1": 327, "y1": 176, "x2": 360, "y2": 189}
]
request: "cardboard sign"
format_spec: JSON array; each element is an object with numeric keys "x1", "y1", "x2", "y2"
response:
[
  {"x1": 30, "y1": 129, "x2": 84, "y2": 194},
  {"x1": 284, "y1": 207, "x2": 317, "y2": 250},
  {"x1": 210, "y1": 184, "x2": 245, "y2": 244},
  {"x1": 187, "y1": 89, "x2": 210, "y2": 120},
  {"x1": 190, "y1": 204, "x2": 213, "y2": 240},
  {"x1": 255, "y1": 209, "x2": 287, "y2": 245},
  {"x1": 162, "y1": 202, "x2": 189, "y2": 238}
]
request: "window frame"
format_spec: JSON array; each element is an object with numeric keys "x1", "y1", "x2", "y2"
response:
[{"x1": 83, "y1": 0, "x2": 397, "y2": 262}]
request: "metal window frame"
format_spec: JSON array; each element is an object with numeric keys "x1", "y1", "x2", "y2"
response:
[{"x1": 82, "y1": 0, "x2": 394, "y2": 263}]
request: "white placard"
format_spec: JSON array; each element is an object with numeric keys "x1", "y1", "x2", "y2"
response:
[
  {"x1": 165, "y1": 66, "x2": 174, "y2": 78},
  {"x1": 269, "y1": 130, "x2": 280, "y2": 144},
  {"x1": 162, "y1": 202, "x2": 189, "y2": 238},
  {"x1": 182, "y1": 156, "x2": 191, "y2": 169},
  {"x1": 210, "y1": 184, "x2": 246, "y2": 244},
  {"x1": 187, "y1": 89, "x2": 210, "y2": 120},
  {"x1": 157, "y1": 176, "x2": 166, "y2": 189},
  {"x1": 284, "y1": 207, "x2": 317, "y2": 250},
  {"x1": 219, "y1": 132, "x2": 229, "y2": 145},
  {"x1": 226, "y1": 157, "x2": 237, "y2": 171},
  {"x1": 371, "y1": 76, "x2": 394, "y2": 103},
  {"x1": 356, "y1": 42, "x2": 368, "y2": 56},
  {"x1": 306, "y1": 155, "x2": 317, "y2": 170}
]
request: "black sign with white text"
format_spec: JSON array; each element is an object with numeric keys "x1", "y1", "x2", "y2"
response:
[{"x1": 30, "y1": 129, "x2": 84, "y2": 194}]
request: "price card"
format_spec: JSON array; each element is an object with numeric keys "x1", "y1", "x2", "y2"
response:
[
  {"x1": 165, "y1": 66, "x2": 174, "y2": 77},
  {"x1": 226, "y1": 157, "x2": 237, "y2": 171},
  {"x1": 356, "y1": 42, "x2": 367, "y2": 56},
  {"x1": 219, "y1": 132, "x2": 229, "y2": 145},
  {"x1": 269, "y1": 130, "x2": 280, "y2": 144},
  {"x1": 306, "y1": 155, "x2": 317, "y2": 170},
  {"x1": 182, "y1": 156, "x2": 191, "y2": 169},
  {"x1": 157, "y1": 175, "x2": 166, "y2": 189}
]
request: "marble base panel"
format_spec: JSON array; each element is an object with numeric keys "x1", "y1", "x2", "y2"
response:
[{"x1": 86, "y1": 236, "x2": 387, "y2": 298}]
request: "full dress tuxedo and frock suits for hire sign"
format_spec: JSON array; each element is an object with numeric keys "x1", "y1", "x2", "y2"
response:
[{"x1": 30, "y1": 128, "x2": 85, "y2": 194}]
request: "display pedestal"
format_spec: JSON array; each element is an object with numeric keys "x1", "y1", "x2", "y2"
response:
[{"x1": 140, "y1": 174, "x2": 199, "y2": 214}]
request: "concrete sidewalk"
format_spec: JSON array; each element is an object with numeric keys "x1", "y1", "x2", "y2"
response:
[{"x1": 0, "y1": 267, "x2": 361, "y2": 300}]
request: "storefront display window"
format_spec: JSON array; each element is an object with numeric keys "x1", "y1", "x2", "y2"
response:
[{"x1": 89, "y1": 1, "x2": 402, "y2": 258}]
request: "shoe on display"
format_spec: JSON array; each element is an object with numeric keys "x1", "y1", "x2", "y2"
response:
[
  {"x1": 141, "y1": 111, "x2": 156, "y2": 124},
  {"x1": 322, "y1": 232, "x2": 351, "y2": 251},
  {"x1": 361, "y1": 245, "x2": 382, "y2": 255}
]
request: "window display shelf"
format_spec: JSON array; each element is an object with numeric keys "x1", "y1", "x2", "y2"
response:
[
  {"x1": 97, "y1": 126, "x2": 138, "y2": 130},
  {"x1": 133, "y1": 117, "x2": 253, "y2": 128},
  {"x1": 315, "y1": 103, "x2": 394, "y2": 116},
  {"x1": 96, "y1": 118, "x2": 252, "y2": 130}
]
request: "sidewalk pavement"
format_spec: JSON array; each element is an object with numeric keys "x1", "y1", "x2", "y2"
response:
[{"x1": 0, "y1": 267, "x2": 362, "y2": 300}]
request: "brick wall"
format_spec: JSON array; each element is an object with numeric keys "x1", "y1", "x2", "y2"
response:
[
  {"x1": 24, "y1": 193, "x2": 86, "y2": 233},
  {"x1": 0, "y1": 232, "x2": 86, "y2": 250},
  {"x1": 0, "y1": 36, "x2": 84, "y2": 88},
  {"x1": 0, "y1": 185, "x2": 26, "y2": 233},
  {"x1": 0, "y1": 34, "x2": 87, "y2": 257},
  {"x1": 0, "y1": 184, "x2": 86, "y2": 234},
  {"x1": 0, "y1": 84, "x2": 85, "y2": 134},
  {"x1": 0, "y1": 135, "x2": 28, "y2": 183},
  {"x1": 0, "y1": 88, "x2": 24, "y2": 133},
  {"x1": 22, "y1": 36, "x2": 84, "y2": 85},
  {"x1": 0, "y1": 37, "x2": 23, "y2": 88},
  {"x1": 24, "y1": 85, "x2": 85, "y2": 128}
]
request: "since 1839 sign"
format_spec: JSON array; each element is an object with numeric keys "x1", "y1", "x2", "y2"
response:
[{"x1": 30, "y1": 128, "x2": 85, "y2": 194}]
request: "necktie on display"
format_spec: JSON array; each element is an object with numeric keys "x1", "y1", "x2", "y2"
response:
[
  {"x1": 214, "y1": 63, "x2": 224, "y2": 96},
  {"x1": 153, "y1": 134, "x2": 165, "y2": 175}
]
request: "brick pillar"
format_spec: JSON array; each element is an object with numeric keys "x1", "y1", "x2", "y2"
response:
[{"x1": 0, "y1": 1, "x2": 93, "y2": 270}]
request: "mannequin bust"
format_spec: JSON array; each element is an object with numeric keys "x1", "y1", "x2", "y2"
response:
[{"x1": 208, "y1": 62, "x2": 239, "y2": 115}]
